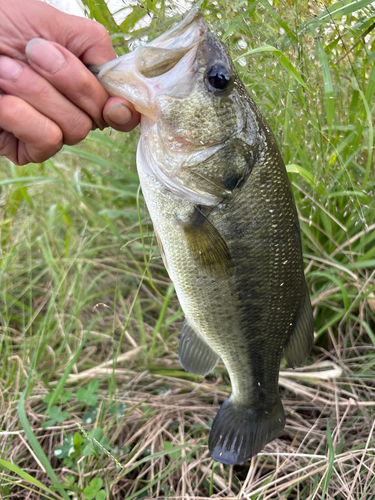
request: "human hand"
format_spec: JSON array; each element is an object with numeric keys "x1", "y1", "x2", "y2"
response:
[{"x1": 0, "y1": 0, "x2": 140, "y2": 165}]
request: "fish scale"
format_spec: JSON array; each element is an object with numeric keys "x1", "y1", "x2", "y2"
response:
[{"x1": 92, "y1": 7, "x2": 314, "y2": 465}]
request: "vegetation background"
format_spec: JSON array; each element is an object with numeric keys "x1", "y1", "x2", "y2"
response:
[{"x1": 0, "y1": 0, "x2": 374, "y2": 498}]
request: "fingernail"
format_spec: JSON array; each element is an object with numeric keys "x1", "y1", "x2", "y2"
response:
[
  {"x1": 26, "y1": 38, "x2": 66, "y2": 74},
  {"x1": 0, "y1": 56, "x2": 22, "y2": 80},
  {"x1": 105, "y1": 103, "x2": 132, "y2": 126}
]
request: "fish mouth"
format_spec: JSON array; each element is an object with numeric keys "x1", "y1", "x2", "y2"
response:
[
  {"x1": 91, "y1": 8, "x2": 207, "y2": 117},
  {"x1": 140, "y1": 7, "x2": 206, "y2": 53}
]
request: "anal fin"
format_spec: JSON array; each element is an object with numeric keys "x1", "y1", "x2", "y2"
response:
[
  {"x1": 283, "y1": 284, "x2": 314, "y2": 367},
  {"x1": 179, "y1": 319, "x2": 220, "y2": 376}
]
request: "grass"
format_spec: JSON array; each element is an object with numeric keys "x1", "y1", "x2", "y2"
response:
[{"x1": 0, "y1": 0, "x2": 375, "y2": 498}]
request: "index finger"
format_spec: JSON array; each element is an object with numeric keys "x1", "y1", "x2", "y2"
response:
[
  {"x1": 26, "y1": 38, "x2": 110, "y2": 129},
  {"x1": 1, "y1": 1, "x2": 117, "y2": 64}
]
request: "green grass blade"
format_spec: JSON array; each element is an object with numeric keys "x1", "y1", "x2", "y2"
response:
[
  {"x1": 118, "y1": 442, "x2": 193, "y2": 478},
  {"x1": 357, "y1": 88, "x2": 374, "y2": 189},
  {"x1": 351, "y1": 316, "x2": 375, "y2": 347},
  {"x1": 311, "y1": 271, "x2": 350, "y2": 311},
  {"x1": 47, "y1": 317, "x2": 99, "y2": 411},
  {"x1": 119, "y1": 7, "x2": 149, "y2": 34},
  {"x1": 0, "y1": 474, "x2": 61, "y2": 500},
  {"x1": 286, "y1": 164, "x2": 316, "y2": 187},
  {"x1": 18, "y1": 391, "x2": 70, "y2": 500},
  {"x1": 125, "y1": 444, "x2": 201, "y2": 500},
  {"x1": 118, "y1": 0, "x2": 158, "y2": 34},
  {"x1": 257, "y1": 0, "x2": 298, "y2": 41},
  {"x1": 315, "y1": 37, "x2": 334, "y2": 133},
  {"x1": 237, "y1": 45, "x2": 310, "y2": 92},
  {"x1": 316, "y1": 310, "x2": 346, "y2": 338},
  {"x1": 150, "y1": 282, "x2": 175, "y2": 355},
  {"x1": 0, "y1": 176, "x2": 60, "y2": 187},
  {"x1": 303, "y1": 0, "x2": 375, "y2": 28},
  {"x1": 223, "y1": 2, "x2": 257, "y2": 38},
  {"x1": 365, "y1": 62, "x2": 375, "y2": 104},
  {"x1": 321, "y1": 422, "x2": 335, "y2": 500},
  {"x1": 136, "y1": 183, "x2": 163, "y2": 296},
  {"x1": 209, "y1": 462, "x2": 219, "y2": 497},
  {"x1": 0, "y1": 460, "x2": 63, "y2": 500},
  {"x1": 81, "y1": 0, "x2": 118, "y2": 31},
  {"x1": 62, "y1": 148, "x2": 139, "y2": 181}
]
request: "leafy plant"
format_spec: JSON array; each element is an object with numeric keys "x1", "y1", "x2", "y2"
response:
[
  {"x1": 77, "y1": 380, "x2": 99, "y2": 407},
  {"x1": 41, "y1": 406, "x2": 71, "y2": 429},
  {"x1": 83, "y1": 478, "x2": 106, "y2": 500}
]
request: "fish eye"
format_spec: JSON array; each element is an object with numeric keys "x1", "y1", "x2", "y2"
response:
[{"x1": 206, "y1": 64, "x2": 231, "y2": 91}]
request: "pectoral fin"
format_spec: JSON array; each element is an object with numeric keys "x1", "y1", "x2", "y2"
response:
[
  {"x1": 178, "y1": 206, "x2": 232, "y2": 278},
  {"x1": 179, "y1": 319, "x2": 220, "y2": 376},
  {"x1": 283, "y1": 285, "x2": 314, "y2": 367}
]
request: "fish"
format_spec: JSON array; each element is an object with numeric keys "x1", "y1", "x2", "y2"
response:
[{"x1": 91, "y1": 8, "x2": 314, "y2": 465}]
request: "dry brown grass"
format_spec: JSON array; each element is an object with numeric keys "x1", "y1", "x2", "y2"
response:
[{"x1": 1, "y1": 314, "x2": 375, "y2": 499}]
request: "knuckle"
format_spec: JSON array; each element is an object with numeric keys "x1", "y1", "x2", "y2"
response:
[
  {"x1": 0, "y1": 57, "x2": 24, "y2": 83},
  {"x1": 0, "y1": 130, "x2": 18, "y2": 164},
  {"x1": 78, "y1": 70, "x2": 93, "y2": 94},
  {"x1": 27, "y1": 78, "x2": 51, "y2": 102},
  {"x1": 44, "y1": 125, "x2": 63, "y2": 150},
  {"x1": 0, "y1": 95, "x2": 63, "y2": 163},
  {"x1": 92, "y1": 22, "x2": 110, "y2": 43},
  {"x1": 31, "y1": 151, "x2": 53, "y2": 164},
  {"x1": 0, "y1": 94, "x2": 23, "y2": 122},
  {"x1": 64, "y1": 114, "x2": 92, "y2": 145}
]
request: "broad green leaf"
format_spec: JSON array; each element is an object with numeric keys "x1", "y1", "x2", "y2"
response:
[
  {"x1": 49, "y1": 406, "x2": 71, "y2": 422},
  {"x1": 163, "y1": 441, "x2": 182, "y2": 460},
  {"x1": 84, "y1": 478, "x2": 103, "y2": 499}
]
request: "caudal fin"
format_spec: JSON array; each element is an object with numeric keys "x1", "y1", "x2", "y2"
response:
[{"x1": 208, "y1": 397, "x2": 285, "y2": 465}]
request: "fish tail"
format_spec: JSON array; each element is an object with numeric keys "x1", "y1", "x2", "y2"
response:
[{"x1": 208, "y1": 397, "x2": 285, "y2": 465}]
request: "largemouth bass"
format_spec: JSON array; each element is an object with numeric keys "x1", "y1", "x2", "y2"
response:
[{"x1": 92, "y1": 8, "x2": 314, "y2": 465}]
